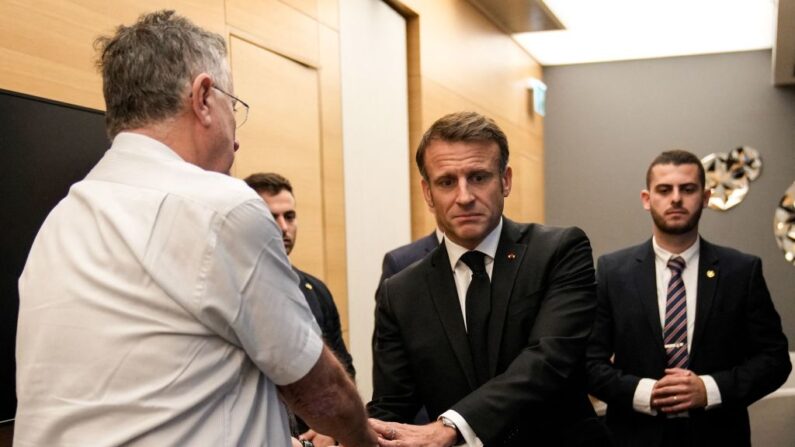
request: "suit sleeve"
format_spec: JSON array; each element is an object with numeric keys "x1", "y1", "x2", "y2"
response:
[
  {"x1": 367, "y1": 278, "x2": 422, "y2": 422},
  {"x1": 450, "y1": 227, "x2": 597, "y2": 444},
  {"x1": 585, "y1": 255, "x2": 645, "y2": 409},
  {"x1": 311, "y1": 276, "x2": 356, "y2": 379},
  {"x1": 709, "y1": 257, "x2": 791, "y2": 406}
]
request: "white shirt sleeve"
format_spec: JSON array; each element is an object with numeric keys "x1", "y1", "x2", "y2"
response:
[
  {"x1": 700, "y1": 374, "x2": 722, "y2": 409},
  {"x1": 632, "y1": 378, "x2": 658, "y2": 415},
  {"x1": 440, "y1": 410, "x2": 484, "y2": 447},
  {"x1": 198, "y1": 200, "x2": 323, "y2": 385}
]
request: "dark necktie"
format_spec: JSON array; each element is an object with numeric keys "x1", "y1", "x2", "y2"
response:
[
  {"x1": 663, "y1": 256, "x2": 688, "y2": 368},
  {"x1": 460, "y1": 250, "x2": 491, "y2": 385}
]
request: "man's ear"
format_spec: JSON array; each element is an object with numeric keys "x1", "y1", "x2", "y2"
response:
[
  {"x1": 641, "y1": 189, "x2": 651, "y2": 211},
  {"x1": 421, "y1": 178, "x2": 434, "y2": 208},
  {"x1": 501, "y1": 166, "x2": 512, "y2": 197},
  {"x1": 190, "y1": 73, "x2": 213, "y2": 127}
]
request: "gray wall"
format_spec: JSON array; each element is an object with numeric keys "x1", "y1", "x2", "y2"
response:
[{"x1": 544, "y1": 50, "x2": 795, "y2": 340}]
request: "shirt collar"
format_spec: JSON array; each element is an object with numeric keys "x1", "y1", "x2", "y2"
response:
[
  {"x1": 652, "y1": 235, "x2": 700, "y2": 268},
  {"x1": 445, "y1": 218, "x2": 503, "y2": 271},
  {"x1": 111, "y1": 131, "x2": 186, "y2": 163}
]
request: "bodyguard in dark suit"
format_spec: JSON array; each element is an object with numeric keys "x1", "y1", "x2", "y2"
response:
[
  {"x1": 368, "y1": 112, "x2": 608, "y2": 447},
  {"x1": 586, "y1": 150, "x2": 791, "y2": 447},
  {"x1": 293, "y1": 268, "x2": 355, "y2": 378},
  {"x1": 245, "y1": 173, "x2": 354, "y2": 447},
  {"x1": 379, "y1": 231, "x2": 439, "y2": 284}
]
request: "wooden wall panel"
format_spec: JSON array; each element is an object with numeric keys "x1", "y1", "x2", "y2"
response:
[
  {"x1": 318, "y1": 24, "x2": 349, "y2": 336},
  {"x1": 404, "y1": 0, "x2": 542, "y2": 127},
  {"x1": 282, "y1": 0, "x2": 318, "y2": 19},
  {"x1": 317, "y1": 0, "x2": 339, "y2": 30},
  {"x1": 229, "y1": 37, "x2": 326, "y2": 279},
  {"x1": 506, "y1": 152, "x2": 545, "y2": 224},
  {"x1": 0, "y1": 1, "x2": 109, "y2": 109},
  {"x1": 0, "y1": 1, "x2": 224, "y2": 110},
  {"x1": 226, "y1": 0, "x2": 319, "y2": 67}
]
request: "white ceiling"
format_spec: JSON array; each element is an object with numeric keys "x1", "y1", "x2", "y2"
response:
[{"x1": 513, "y1": 0, "x2": 778, "y2": 66}]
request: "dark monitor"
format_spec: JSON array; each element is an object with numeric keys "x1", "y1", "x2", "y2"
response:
[{"x1": 0, "y1": 89, "x2": 109, "y2": 421}]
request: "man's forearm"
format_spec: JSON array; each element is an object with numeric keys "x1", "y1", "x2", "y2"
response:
[{"x1": 280, "y1": 347, "x2": 377, "y2": 447}]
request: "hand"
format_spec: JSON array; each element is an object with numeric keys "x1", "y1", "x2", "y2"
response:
[
  {"x1": 301, "y1": 429, "x2": 338, "y2": 447},
  {"x1": 292, "y1": 437, "x2": 304, "y2": 447},
  {"x1": 651, "y1": 368, "x2": 707, "y2": 413},
  {"x1": 368, "y1": 418, "x2": 457, "y2": 447}
]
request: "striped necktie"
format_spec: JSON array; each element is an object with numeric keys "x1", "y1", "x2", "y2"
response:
[{"x1": 663, "y1": 256, "x2": 688, "y2": 368}]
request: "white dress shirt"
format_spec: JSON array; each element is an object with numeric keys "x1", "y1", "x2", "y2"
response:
[
  {"x1": 438, "y1": 219, "x2": 503, "y2": 447},
  {"x1": 632, "y1": 236, "x2": 722, "y2": 415},
  {"x1": 15, "y1": 133, "x2": 323, "y2": 446}
]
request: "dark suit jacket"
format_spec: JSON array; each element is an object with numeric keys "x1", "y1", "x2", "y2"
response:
[
  {"x1": 294, "y1": 267, "x2": 355, "y2": 378},
  {"x1": 586, "y1": 238, "x2": 791, "y2": 447},
  {"x1": 379, "y1": 231, "x2": 438, "y2": 283},
  {"x1": 369, "y1": 219, "x2": 608, "y2": 446}
]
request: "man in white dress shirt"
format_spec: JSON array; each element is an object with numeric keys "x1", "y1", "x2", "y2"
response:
[{"x1": 14, "y1": 10, "x2": 376, "y2": 447}]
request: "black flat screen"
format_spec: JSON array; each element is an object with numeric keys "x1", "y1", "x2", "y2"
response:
[{"x1": 0, "y1": 89, "x2": 108, "y2": 421}]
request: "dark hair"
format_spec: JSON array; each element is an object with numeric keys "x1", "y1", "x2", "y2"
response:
[
  {"x1": 415, "y1": 111, "x2": 509, "y2": 180},
  {"x1": 244, "y1": 172, "x2": 293, "y2": 196},
  {"x1": 94, "y1": 10, "x2": 228, "y2": 138},
  {"x1": 646, "y1": 150, "x2": 706, "y2": 189}
]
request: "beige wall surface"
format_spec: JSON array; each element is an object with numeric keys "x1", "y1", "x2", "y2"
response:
[
  {"x1": 392, "y1": 0, "x2": 545, "y2": 236},
  {"x1": 0, "y1": 0, "x2": 349, "y2": 337}
]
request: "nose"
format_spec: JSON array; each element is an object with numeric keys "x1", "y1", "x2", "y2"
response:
[
  {"x1": 275, "y1": 216, "x2": 288, "y2": 234},
  {"x1": 455, "y1": 178, "x2": 475, "y2": 205},
  {"x1": 671, "y1": 188, "x2": 683, "y2": 204},
  {"x1": 233, "y1": 139, "x2": 240, "y2": 152}
]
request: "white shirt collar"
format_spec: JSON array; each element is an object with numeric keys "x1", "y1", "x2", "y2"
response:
[
  {"x1": 652, "y1": 235, "x2": 700, "y2": 268},
  {"x1": 111, "y1": 131, "x2": 186, "y2": 163},
  {"x1": 445, "y1": 218, "x2": 503, "y2": 271}
]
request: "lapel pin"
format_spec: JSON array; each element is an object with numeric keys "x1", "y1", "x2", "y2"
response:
[
  {"x1": 706, "y1": 270, "x2": 716, "y2": 279},
  {"x1": 507, "y1": 252, "x2": 516, "y2": 261},
  {"x1": 305, "y1": 283, "x2": 314, "y2": 290}
]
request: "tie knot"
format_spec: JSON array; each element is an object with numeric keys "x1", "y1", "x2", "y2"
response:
[
  {"x1": 461, "y1": 251, "x2": 487, "y2": 274},
  {"x1": 668, "y1": 256, "x2": 686, "y2": 273}
]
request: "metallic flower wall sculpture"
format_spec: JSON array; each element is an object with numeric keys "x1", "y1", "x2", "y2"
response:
[
  {"x1": 774, "y1": 181, "x2": 795, "y2": 266},
  {"x1": 701, "y1": 146, "x2": 762, "y2": 211}
]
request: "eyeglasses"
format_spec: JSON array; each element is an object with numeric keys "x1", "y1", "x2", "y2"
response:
[{"x1": 212, "y1": 86, "x2": 249, "y2": 129}]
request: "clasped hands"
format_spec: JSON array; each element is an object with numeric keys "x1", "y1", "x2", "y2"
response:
[{"x1": 650, "y1": 367, "x2": 707, "y2": 414}]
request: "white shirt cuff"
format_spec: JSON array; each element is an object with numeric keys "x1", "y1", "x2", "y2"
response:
[
  {"x1": 700, "y1": 374, "x2": 722, "y2": 409},
  {"x1": 633, "y1": 378, "x2": 658, "y2": 415},
  {"x1": 440, "y1": 410, "x2": 483, "y2": 447}
]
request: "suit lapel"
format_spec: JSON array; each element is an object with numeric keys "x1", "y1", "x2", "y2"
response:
[
  {"x1": 634, "y1": 241, "x2": 666, "y2": 355},
  {"x1": 487, "y1": 219, "x2": 526, "y2": 377},
  {"x1": 426, "y1": 243, "x2": 478, "y2": 389},
  {"x1": 690, "y1": 239, "x2": 719, "y2": 365}
]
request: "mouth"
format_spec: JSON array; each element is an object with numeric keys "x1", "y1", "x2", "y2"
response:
[
  {"x1": 452, "y1": 213, "x2": 484, "y2": 223},
  {"x1": 665, "y1": 209, "x2": 688, "y2": 217}
]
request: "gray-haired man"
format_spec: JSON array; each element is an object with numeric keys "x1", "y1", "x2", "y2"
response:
[{"x1": 15, "y1": 10, "x2": 375, "y2": 447}]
